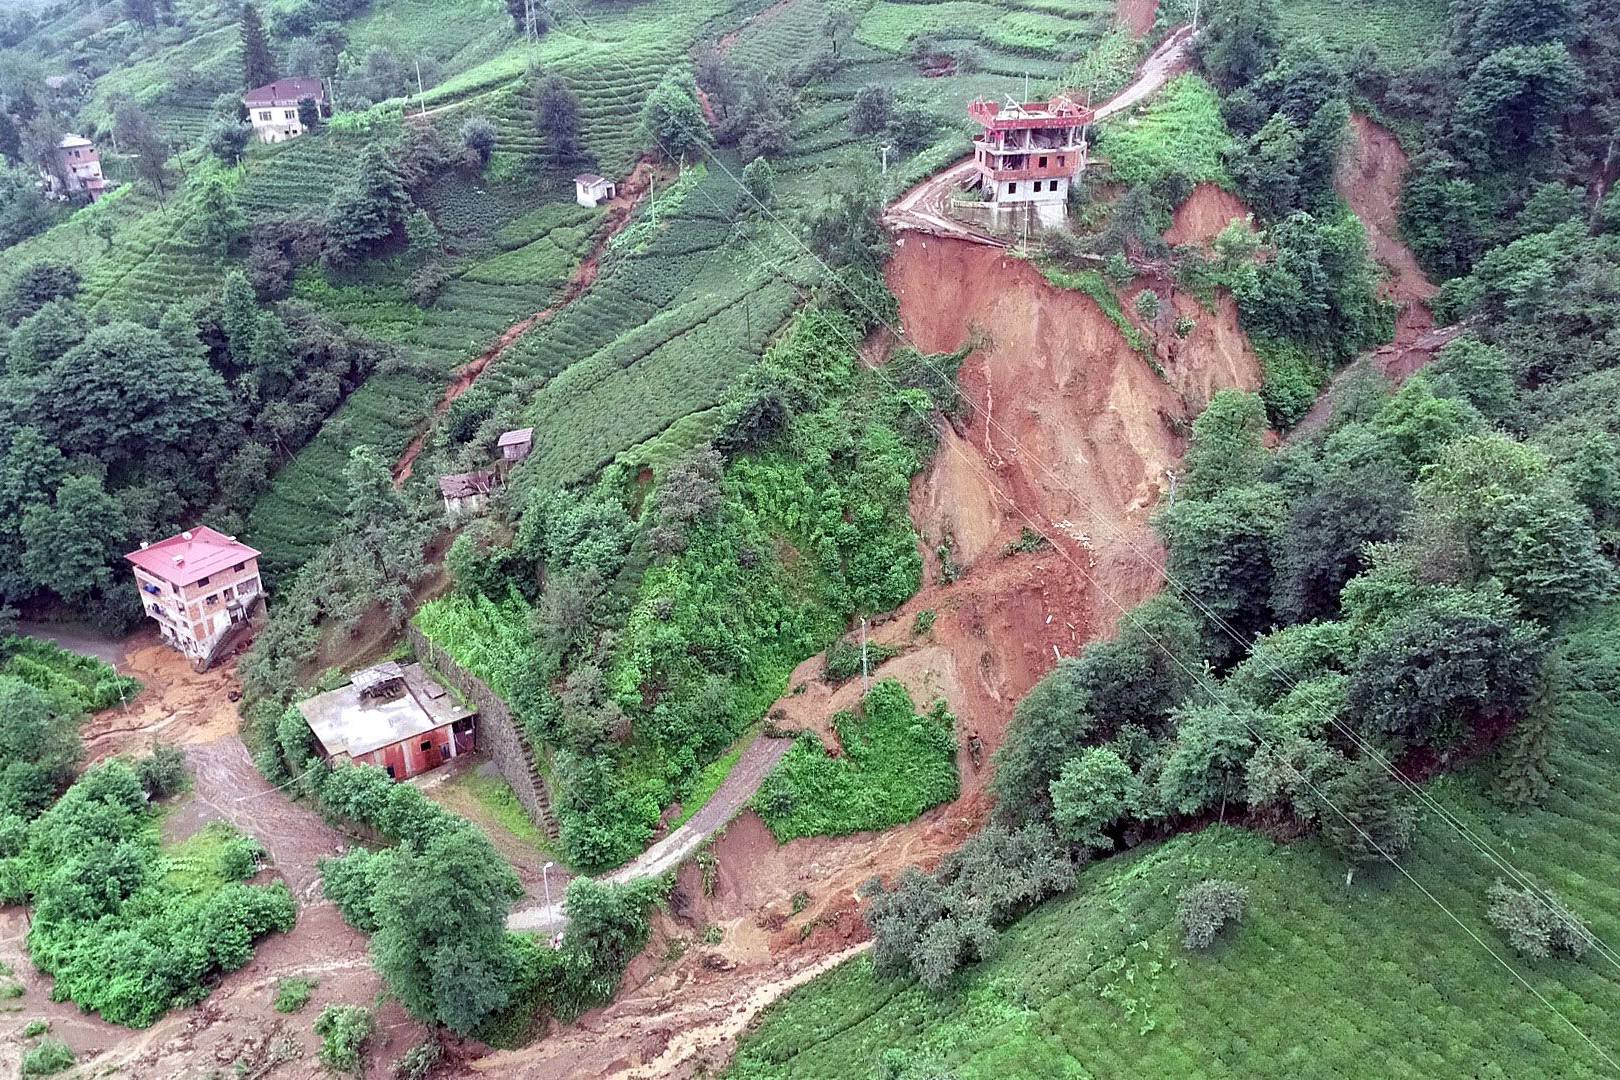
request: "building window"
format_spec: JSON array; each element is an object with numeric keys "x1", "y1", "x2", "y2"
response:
[
  {"x1": 234, "y1": 562, "x2": 246, "y2": 572},
  {"x1": 1058, "y1": 156, "x2": 1065, "y2": 166},
  {"x1": 259, "y1": 111, "x2": 272, "y2": 121},
  {"x1": 206, "y1": 594, "x2": 218, "y2": 606},
  {"x1": 420, "y1": 739, "x2": 432, "y2": 752},
  {"x1": 197, "y1": 575, "x2": 210, "y2": 586},
  {"x1": 386, "y1": 765, "x2": 396, "y2": 778},
  {"x1": 1038, "y1": 155, "x2": 1047, "y2": 167},
  {"x1": 284, "y1": 110, "x2": 297, "y2": 120},
  {"x1": 441, "y1": 743, "x2": 451, "y2": 756},
  {"x1": 1006, "y1": 182, "x2": 1017, "y2": 194}
]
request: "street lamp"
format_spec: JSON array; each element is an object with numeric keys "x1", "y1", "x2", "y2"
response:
[{"x1": 542, "y1": 861, "x2": 554, "y2": 913}]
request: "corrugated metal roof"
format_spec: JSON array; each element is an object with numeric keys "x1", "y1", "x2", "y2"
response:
[
  {"x1": 497, "y1": 427, "x2": 534, "y2": 447},
  {"x1": 438, "y1": 472, "x2": 496, "y2": 499}
]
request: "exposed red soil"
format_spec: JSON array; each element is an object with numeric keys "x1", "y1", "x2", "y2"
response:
[
  {"x1": 393, "y1": 159, "x2": 664, "y2": 485},
  {"x1": 1295, "y1": 114, "x2": 1455, "y2": 433},
  {"x1": 465, "y1": 234, "x2": 1261, "y2": 1079},
  {"x1": 1117, "y1": 0, "x2": 1158, "y2": 38},
  {"x1": 1163, "y1": 182, "x2": 1251, "y2": 248}
]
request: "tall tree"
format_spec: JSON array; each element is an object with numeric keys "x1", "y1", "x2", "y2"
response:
[
  {"x1": 114, "y1": 102, "x2": 170, "y2": 201},
  {"x1": 122, "y1": 0, "x2": 157, "y2": 28},
  {"x1": 323, "y1": 144, "x2": 411, "y2": 266},
  {"x1": 240, "y1": 3, "x2": 276, "y2": 90},
  {"x1": 0, "y1": 110, "x2": 22, "y2": 166},
  {"x1": 638, "y1": 70, "x2": 708, "y2": 160},
  {"x1": 536, "y1": 74, "x2": 581, "y2": 170}
]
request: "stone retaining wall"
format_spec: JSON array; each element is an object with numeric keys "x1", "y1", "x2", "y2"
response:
[{"x1": 407, "y1": 625, "x2": 559, "y2": 839}]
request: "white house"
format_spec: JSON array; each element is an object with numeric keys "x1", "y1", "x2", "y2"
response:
[
  {"x1": 242, "y1": 78, "x2": 328, "y2": 144},
  {"x1": 575, "y1": 173, "x2": 616, "y2": 208}
]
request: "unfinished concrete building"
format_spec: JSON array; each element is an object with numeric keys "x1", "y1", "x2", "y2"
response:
[{"x1": 967, "y1": 94, "x2": 1092, "y2": 229}]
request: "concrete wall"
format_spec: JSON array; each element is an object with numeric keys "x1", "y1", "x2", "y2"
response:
[{"x1": 407, "y1": 626, "x2": 560, "y2": 839}]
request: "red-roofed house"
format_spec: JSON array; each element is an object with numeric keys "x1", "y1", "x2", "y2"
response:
[
  {"x1": 126, "y1": 526, "x2": 265, "y2": 668},
  {"x1": 242, "y1": 78, "x2": 328, "y2": 143}
]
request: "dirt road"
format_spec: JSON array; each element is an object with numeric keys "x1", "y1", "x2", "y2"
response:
[
  {"x1": 883, "y1": 25, "x2": 1198, "y2": 246},
  {"x1": 507, "y1": 735, "x2": 793, "y2": 933}
]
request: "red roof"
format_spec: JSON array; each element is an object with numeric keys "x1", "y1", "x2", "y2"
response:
[
  {"x1": 242, "y1": 78, "x2": 327, "y2": 107},
  {"x1": 125, "y1": 526, "x2": 261, "y2": 587}
]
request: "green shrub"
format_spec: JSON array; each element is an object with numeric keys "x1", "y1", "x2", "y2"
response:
[
  {"x1": 824, "y1": 639, "x2": 898, "y2": 683},
  {"x1": 911, "y1": 609, "x2": 936, "y2": 637},
  {"x1": 1176, "y1": 879, "x2": 1249, "y2": 950},
  {"x1": 1097, "y1": 75, "x2": 1233, "y2": 188},
  {"x1": 1485, "y1": 881, "x2": 1592, "y2": 960},
  {"x1": 20, "y1": 1039, "x2": 73, "y2": 1076},
  {"x1": 315, "y1": 1005, "x2": 375, "y2": 1074},
  {"x1": 754, "y1": 681, "x2": 959, "y2": 841},
  {"x1": 21, "y1": 1019, "x2": 47, "y2": 1037},
  {"x1": 392, "y1": 1040, "x2": 444, "y2": 1080},
  {"x1": 135, "y1": 741, "x2": 188, "y2": 798},
  {"x1": 274, "y1": 976, "x2": 316, "y2": 1013},
  {"x1": 24, "y1": 762, "x2": 297, "y2": 1026}
]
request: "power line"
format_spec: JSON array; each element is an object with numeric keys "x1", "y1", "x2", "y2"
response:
[{"x1": 483, "y1": 6, "x2": 1620, "y2": 1063}]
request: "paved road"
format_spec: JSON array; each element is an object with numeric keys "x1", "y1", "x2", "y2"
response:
[
  {"x1": 883, "y1": 25, "x2": 1199, "y2": 246},
  {"x1": 507, "y1": 734, "x2": 793, "y2": 932}
]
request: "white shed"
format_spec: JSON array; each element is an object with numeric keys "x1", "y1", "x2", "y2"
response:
[{"x1": 575, "y1": 173, "x2": 616, "y2": 208}]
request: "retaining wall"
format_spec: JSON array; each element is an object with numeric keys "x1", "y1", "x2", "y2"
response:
[{"x1": 407, "y1": 625, "x2": 559, "y2": 839}]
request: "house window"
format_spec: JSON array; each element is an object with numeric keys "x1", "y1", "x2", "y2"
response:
[
  {"x1": 197, "y1": 575, "x2": 210, "y2": 586},
  {"x1": 1006, "y1": 182, "x2": 1017, "y2": 194},
  {"x1": 420, "y1": 739, "x2": 433, "y2": 752},
  {"x1": 259, "y1": 111, "x2": 272, "y2": 121},
  {"x1": 284, "y1": 110, "x2": 297, "y2": 120},
  {"x1": 386, "y1": 765, "x2": 396, "y2": 779},
  {"x1": 1038, "y1": 155, "x2": 1047, "y2": 167},
  {"x1": 206, "y1": 594, "x2": 218, "y2": 606},
  {"x1": 234, "y1": 562, "x2": 246, "y2": 572},
  {"x1": 440, "y1": 743, "x2": 451, "y2": 756},
  {"x1": 223, "y1": 586, "x2": 235, "y2": 600},
  {"x1": 1058, "y1": 156, "x2": 1065, "y2": 166}
]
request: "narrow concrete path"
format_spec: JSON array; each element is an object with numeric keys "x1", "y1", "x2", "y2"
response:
[
  {"x1": 507, "y1": 735, "x2": 793, "y2": 932},
  {"x1": 884, "y1": 24, "x2": 1199, "y2": 245}
]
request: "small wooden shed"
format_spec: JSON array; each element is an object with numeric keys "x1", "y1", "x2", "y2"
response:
[
  {"x1": 498, "y1": 427, "x2": 534, "y2": 464},
  {"x1": 439, "y1": 471, "x2": 496, "y2": 517}
]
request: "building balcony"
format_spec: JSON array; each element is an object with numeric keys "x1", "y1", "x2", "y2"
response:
[{"x1": 976, "y1": 160, "x2": 1080, "y2": 182}]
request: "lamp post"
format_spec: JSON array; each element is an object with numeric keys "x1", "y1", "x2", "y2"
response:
[{"x1": 542, "y1": 861, "x2": 554, "y2": 913}]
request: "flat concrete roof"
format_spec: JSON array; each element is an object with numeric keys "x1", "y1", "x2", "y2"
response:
[{"x1": 298, "y1": 662, "x2": 473, "y2": 758}]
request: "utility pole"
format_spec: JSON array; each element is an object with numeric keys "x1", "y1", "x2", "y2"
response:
[
  {"x1": 1193, "y1": 0, "x2": 1201, "y2": 31},
  {"x1": 860, "y1": 618, "x2": 870, "y2": 693},
  {"x1": 525, "y1": 0, "x2": 540, "y2": 43},
  {"x1": 880, "y1": 143, "x2": 892, "y2": 174},
  {"x1": 415, "y1": 60, "x2": 426, "y2": 116}
]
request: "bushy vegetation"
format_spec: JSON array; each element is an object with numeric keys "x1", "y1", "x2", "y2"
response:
[
  {"x1": 412, "y1": 282, "x2": 954, "y2": 870},
  {"x1": 307, "y1": 757, "x2": 665, "y2": 1043},
  {"x1": 755, "y1": 681, "x2": 958, "y2": 842},
  {"x1": 1175, "y1": 878, "x2": 1248, "y2": 950},
  {"x1": 5, "y1": 760, "x2": 293, "y2": 1026},
  {"x1": 316, "y1": 1004, "x2": 374, "y2": 1074},
  {"x1": 1098, "y1": 75, "x2": 1232, "y2": 188},
  {"x1": 274, "y1": 976, "x2": 316, "y2": 1013},
  {"x1": 0, "y1": 635, "x2": 140, "y2": 713},
  {"x1": 19, "y1": 1039, "x2": 73, "y2": 1077}
]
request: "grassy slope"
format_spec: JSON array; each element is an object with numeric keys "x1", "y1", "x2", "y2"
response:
[{"x1": 731, "y1": 616, "x2": 1620, "y2": 1078}]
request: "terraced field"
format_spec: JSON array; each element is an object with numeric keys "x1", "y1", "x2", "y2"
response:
[
  {"x1": 1278, "y1": 0, "x2": 1450, "y2": 65},
  {"x1": 731, "y1": 613, "x2": 1620, "y2": 1079},
  {"x1": 481, "y1": 164, "x2": 816, "y2": 492}
]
